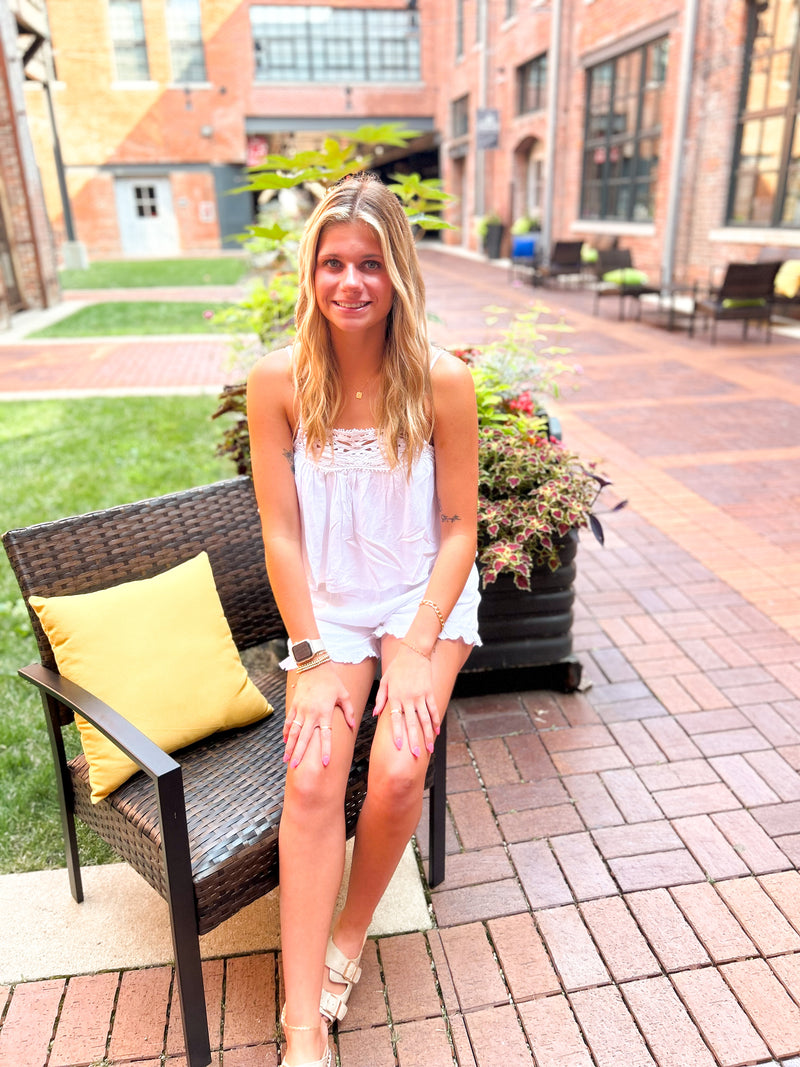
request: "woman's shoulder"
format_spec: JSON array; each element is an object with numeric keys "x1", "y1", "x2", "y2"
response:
[
  {"x1": 249, "y1": 344, "x2": 293, "y2": 377},
  {"x1": 430, "y1": 345, "x2": 474, "y2": 387}
]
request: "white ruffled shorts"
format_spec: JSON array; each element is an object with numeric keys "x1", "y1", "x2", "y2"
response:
[{"x1": 310, "y1": 564, "x2": 482, "y2": 664}]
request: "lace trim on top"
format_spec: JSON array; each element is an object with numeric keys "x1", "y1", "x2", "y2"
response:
[{"x1": 296, "y1": 425, "x2": 433, "y2": 474}]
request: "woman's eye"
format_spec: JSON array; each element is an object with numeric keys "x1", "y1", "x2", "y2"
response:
[
  {"x1": 363, "y1": 260, "x2": 382, "y2": 271},
  {"x1": 321, "y1": 257, "x2": 341, "y2": 269}
]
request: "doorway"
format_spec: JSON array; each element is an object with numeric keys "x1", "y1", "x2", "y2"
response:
[{"x1": 114, "y1": 177, "x2": 180, "y2": 256}]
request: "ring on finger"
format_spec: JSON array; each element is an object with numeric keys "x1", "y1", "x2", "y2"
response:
[
  {"x1": 319, "y1": 725, "x2": 332, "y2": 732},
  {"x1": 292, "y1": 718, "x2": 303, "y2": 726},
  {"x1": 390, "y1": 707, "x2": 402, "y2": 716}
]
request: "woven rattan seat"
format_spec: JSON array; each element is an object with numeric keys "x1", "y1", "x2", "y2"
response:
[{"x1": 3, "y1": 477, "x2": 447, "y2": 1067}]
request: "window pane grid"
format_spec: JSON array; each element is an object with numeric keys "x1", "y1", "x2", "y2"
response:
[
  {"x1": 729, "y1": 0, "x2": 800, "y2": 226},
  {"x1": 517, "y1": 53, "x2": 547, "y2": 115},
  {"x1": 251, "y1": 5, "x2": 420, "y2": 82},
  {"x1": 109, "y1": 0, "x2": 149, "y2": 80},
  {"x1": 581, "y1": 37, "x2": 667, "y2": 221},
  {"x1": 167, "y1": 0, "x2": 206, "y2": 82}
]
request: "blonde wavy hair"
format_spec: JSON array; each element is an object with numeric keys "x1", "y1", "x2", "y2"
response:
[{"x1": 293, "y1": 172, "x2": 431, "y2": 472}]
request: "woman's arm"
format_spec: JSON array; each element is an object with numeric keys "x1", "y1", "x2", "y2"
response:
[
  {"x1": 247, "y1": 352, "x2": 355, "y2": 766},
  {"x1": 375, "y1": 351, "x2": 479, "y2": 752}
]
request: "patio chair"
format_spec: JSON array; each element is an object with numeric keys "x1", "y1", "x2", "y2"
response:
[
  {"x1": 3, "y1": 477, "x2": 448, "y2": 1067},
  {"x1": 533, "y1": 240, "x2": 585, "y2": 286},
  {"x1": 691, "y1": 261, "x2": 780, "y2": 342},
  {"x1": 592, "y1": 247, "x2": 660, "y2": 320}
]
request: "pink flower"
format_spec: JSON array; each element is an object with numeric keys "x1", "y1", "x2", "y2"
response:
[{"x1": 203, "y1": 309, "x2": 214, "y2": 320}]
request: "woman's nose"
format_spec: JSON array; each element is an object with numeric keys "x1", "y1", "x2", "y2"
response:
[{"x1": 342, "y1": 263, "x2": 360, "y2": 287}]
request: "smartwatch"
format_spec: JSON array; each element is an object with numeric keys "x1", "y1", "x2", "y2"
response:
[{"x1": 289, "y1": 638, "x2": 326, "y2": 666}]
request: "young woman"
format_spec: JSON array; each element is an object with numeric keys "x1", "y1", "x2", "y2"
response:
[{"x1": 247, "y1": 172, "x2": 481, "y2": 1067}]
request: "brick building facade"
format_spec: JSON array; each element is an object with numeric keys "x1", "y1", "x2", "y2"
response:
[
  {"x1": 25, "y1": 0, "x2": 800, "y2": 283},
  {"x1": 0, "y1": 0, "x2": 59, "y2": 327}
]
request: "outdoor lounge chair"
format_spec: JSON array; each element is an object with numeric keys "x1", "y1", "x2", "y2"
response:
[
  {"x1": 691, "y1": 261, "x2": 780, "y2": 342},
  {"x1": 592, "y1": 247, "x2": 659, "y2": 320},
  {"x1": 3, "y1": 477, "x2": 447, "y2": 1067},
  {"x1": 533, "y1": 240, "x2": 585, "y2": 286}
]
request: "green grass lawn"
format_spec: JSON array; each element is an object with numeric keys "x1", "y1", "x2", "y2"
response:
[
  {"x1": 0, "y1": 395, "x2": 234, "y2": 874},
  {"x1": 59, "y1": 256, "x2": 249, "y2": 290},
  {"x1": 29, "y1": 301, "x2": 235, "y2": 338}
]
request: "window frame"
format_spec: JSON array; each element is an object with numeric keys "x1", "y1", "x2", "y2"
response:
[
  {"x1": 516, "y1": 53, "x2": 548, "y2": 116},
  {"x1": 166, "y1": 0, "x2": 207, "y2": 84},
  {"x1": 580, "y1": 35, "x2": 668, "y2": 223},
  {"x1": 250, "y1": 5, "x2": 421, "y2": 83},
  {"x1": 727, "y1": 0, "x2": 800, "y2": 228},
  {"x1": 108, "y1": 0, "x2": 150, "y2": 82}
]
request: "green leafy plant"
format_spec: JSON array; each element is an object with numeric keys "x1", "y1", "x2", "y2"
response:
[
  {"x1": 476, "y1": 426, "x2": 612, "y2": 588},
  {"x1": 455, "y1": 306, "x2": 622, "y2": 588},
  {"x1": 476, "y1": 213, "x2": 502, "y2": 239},
  {"x1": 511, "y1": 215, "x2": 540, "y2": 235}
]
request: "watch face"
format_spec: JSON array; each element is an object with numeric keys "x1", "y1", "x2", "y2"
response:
[{"x1": 293, "y1": 640, "x2": 314, "y2": 662}]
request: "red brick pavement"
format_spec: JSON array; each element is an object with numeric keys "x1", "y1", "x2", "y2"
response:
[{"x1": 2, "y1": 250, "x2": 800, "y2": 1065}]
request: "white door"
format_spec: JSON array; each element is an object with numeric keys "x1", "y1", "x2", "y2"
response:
[{"x1": 115, "y1": 177, "x2": 180, "y2": 256}]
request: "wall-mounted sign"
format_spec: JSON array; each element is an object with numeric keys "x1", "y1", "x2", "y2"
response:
[{"x1": 476, "y1": 108, "x2": 500, "y2": 149}]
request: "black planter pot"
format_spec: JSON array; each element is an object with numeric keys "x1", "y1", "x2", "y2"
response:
[
  {"x1": 483, "y1": 223, "x2": 504, "y2": 259},
  {"x1": 455, "y1": 529, "x2": 582, "y2": 695}
]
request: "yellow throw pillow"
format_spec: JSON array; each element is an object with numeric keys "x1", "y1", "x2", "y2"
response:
[
  {"x1": 775, "y1": 259, "x2": 800, "y2": 299},
  {"x1": 29, "y1": 552, "x2": 271, "y2": 803}
]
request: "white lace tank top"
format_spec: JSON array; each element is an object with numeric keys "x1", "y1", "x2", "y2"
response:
[{"x1": 293, "y1": 352, "x2": 442, "y2": 597}]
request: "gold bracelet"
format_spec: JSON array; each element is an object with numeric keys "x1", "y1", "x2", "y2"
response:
[
  {"x1": 295, "y1": 651, "x2": 332, "y2": 674},
  {"x1": 420, "y1": 599, "x2": 445, "y2": 631},
  {"x1": 401, "y1": 639, "x2": 432, "y2": 661}
]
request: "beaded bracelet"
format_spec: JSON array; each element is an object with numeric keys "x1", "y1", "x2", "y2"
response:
[
  {"x1": 420, "y1": 598, "x2": 445, "y2": 631},
  {"x1": 294, "y1": 651, "x2": 332, "y2": 674},
  {"x1": 401, "y1": 638, "x2": 432, "y2": 661}
]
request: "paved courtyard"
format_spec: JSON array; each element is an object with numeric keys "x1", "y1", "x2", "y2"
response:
[{"x1": 1, "y1": 246, "x2": 800, "y2": 1065}]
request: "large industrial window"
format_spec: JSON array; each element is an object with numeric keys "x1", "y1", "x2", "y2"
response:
[
  {"x1": 580, "y1": 36, "x2": 668, "y2": 221},
  {"x1": 251, "y1": 6, "x2": 421, "y2": 82},
  {"x1": 109, "y1": 0, "x2": 150, "y2": 80},
  {"x1": 517, "y1": 54, "x2": 547, "y2": 115},
  {"x1": 167, "y1": 0, "x2": 207, "y2": 83},
  {"x1": 728, "y1": 0, "x2": 800, "y2": 226}
]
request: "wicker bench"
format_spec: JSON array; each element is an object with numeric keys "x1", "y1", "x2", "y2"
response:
[{"x1": 3, "y1": 477, "x2": 447, "y2": 1067}]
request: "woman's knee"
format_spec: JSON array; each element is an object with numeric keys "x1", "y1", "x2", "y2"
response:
[
  {"x1": 284, "y1": 762, "x2": 343, "y2": 823},
  {"x1": 368, "y1": 756, "x2": 426, "y2": 816}
]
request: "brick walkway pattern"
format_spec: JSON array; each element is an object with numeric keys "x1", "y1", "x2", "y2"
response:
[{"x1": 1, "y1": 248, "x2": 800, "y2": 1066}]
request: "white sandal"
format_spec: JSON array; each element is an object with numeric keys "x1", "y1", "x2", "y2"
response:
[
  {"x1": 280, "y1": 1005, "x2": 331, "y2": 1067},
  {"x1": 319, "y1": 935, "x2": 365, "y2": 1024}
]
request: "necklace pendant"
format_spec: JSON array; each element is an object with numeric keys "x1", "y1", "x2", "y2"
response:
[{"x1": 355, "y1": 390, "x2": 363, "y2": 399}]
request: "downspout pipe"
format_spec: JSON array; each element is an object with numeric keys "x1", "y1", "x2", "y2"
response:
[
  {"x1": 542, "y1": 0, "x2": 562, "y2": 259},
  {"x1": 662, "y1": 0, "x2": 700, "y2": 286}
]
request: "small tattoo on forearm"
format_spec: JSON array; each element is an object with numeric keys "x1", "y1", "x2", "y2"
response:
[
  {"x1": 282, "y1": 448, "x2": 295, "y2": 472},
  {"x1": 441, "y1": 512, "x2": 460, "y2": 524}
]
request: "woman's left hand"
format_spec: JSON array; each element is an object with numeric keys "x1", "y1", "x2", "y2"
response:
[{"x1": 375, "y1": 642, "x2": 440, "y2": 758}]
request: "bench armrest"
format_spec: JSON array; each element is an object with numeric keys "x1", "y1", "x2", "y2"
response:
[{"x1": 18, "y1": 662, "x2": 181, "y2": 781}]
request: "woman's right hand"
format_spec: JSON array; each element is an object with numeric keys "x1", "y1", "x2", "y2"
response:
[{"x1": 283, "y1": 663, "x2": 355, "y2": 768}]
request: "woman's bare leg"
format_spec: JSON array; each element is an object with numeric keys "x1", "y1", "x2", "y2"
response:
[
  {"x1": 326, "y1": 638, "x2": 471, "y2": 989},
  {"x1": 279, "y1": 659, "x2": 375, "y2": 1064}
]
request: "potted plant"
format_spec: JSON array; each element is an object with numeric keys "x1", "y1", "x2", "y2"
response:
[
  {"x1": 511, "y1": 214, "x2": 541, "y2": 235},
  {"x1": 477, "y1": 213, "x2": 505, "y2": 259},
  {"x1": 452, "y1": 305, "x2": 622, "y2": 693}
]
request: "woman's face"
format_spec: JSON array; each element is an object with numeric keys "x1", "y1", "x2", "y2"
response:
[{"x1": 313, "y1": 221, "x2": 395, "y2": 338}]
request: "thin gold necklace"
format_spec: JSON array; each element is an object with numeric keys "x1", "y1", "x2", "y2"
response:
[{"x1": 354, "y1": 372, "x2": 381, "y2": 400}]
